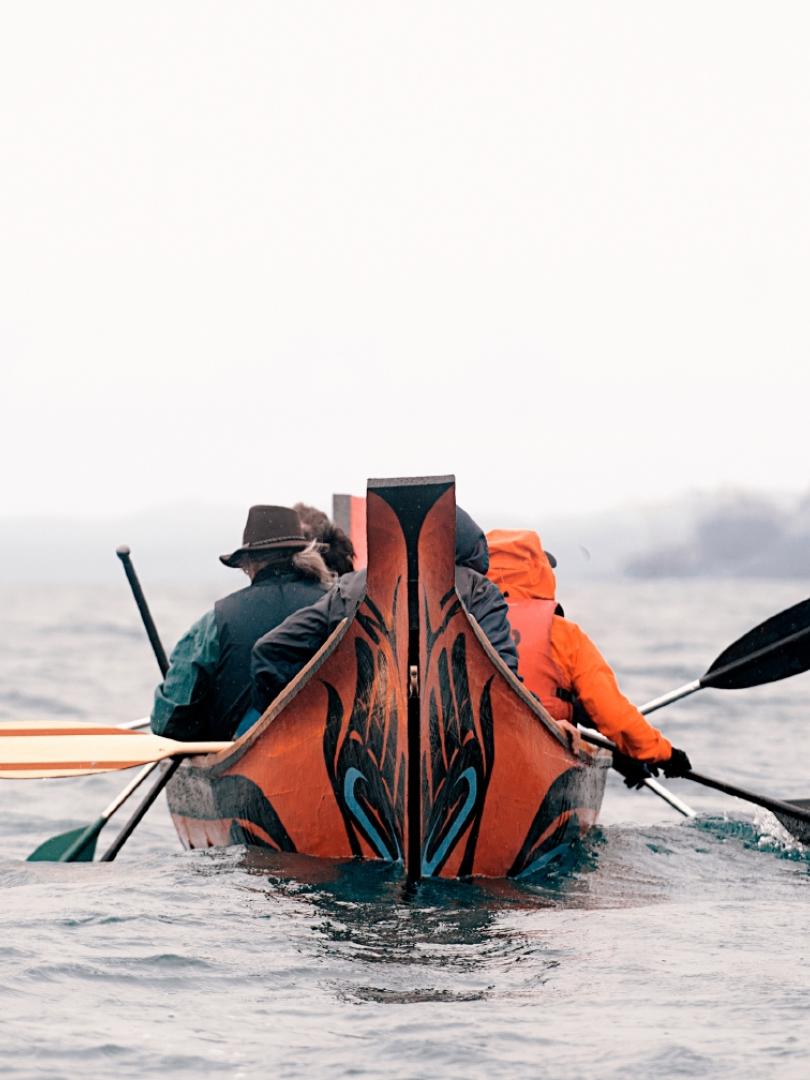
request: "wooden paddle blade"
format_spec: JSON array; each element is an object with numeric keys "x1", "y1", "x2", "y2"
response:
[
  {"x1": 27, "y1": 822, "x2": 100, "y2": 862},
  {"x1": 0, "y1": 721, "x2": 232, "y2": 778},
  {"x1": 704, "y1": 598, "x2": 810, "y2": 690}
]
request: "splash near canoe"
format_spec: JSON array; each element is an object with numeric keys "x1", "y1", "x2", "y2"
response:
[{"x1": 166, "y1": 476, "x2": 610, "y2": 879}]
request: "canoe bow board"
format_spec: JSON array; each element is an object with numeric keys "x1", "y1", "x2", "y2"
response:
[{"x1": 167, "y1": 476, "x2": 610, "y2": 879}]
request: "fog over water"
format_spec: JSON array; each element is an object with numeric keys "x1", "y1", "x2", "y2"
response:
[
  {"x1": 2, "y1": 485, "x2": 808, "y2": 585},
  {"x1": 2, "y1": 2, "x2": 809, "y2": 522}
]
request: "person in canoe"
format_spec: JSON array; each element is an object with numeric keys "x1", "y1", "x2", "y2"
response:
[
  {"x1": 250, "y1": 506, "x2": 520, "y2": 713},
  {"x1": 484, "y1": 528, "x2": 692, "y2": 785},
  {"x1": 293, "y1": 502, "x2": 356, "y2": 575},
  {"x1": 150, "y1": 505, "x2": 333, "y2": 742}
]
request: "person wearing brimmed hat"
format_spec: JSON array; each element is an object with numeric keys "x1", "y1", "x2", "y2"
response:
[{"x1": 150, "y1": 506, "x2": 333, "y2": 742}]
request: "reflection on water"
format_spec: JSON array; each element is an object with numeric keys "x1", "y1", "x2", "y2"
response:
[
  {"x1": 187, "y1": 846, "x2": 582, "y2": 1004},
  {"x1": 174, "y1": 810, "x2": 809, "y2": 1019}
]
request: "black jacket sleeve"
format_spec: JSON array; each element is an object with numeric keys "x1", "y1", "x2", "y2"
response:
[
  {"x1": 455, "y1": 568, "x2": 519, "y2": 675},
  {"x1": 251, "y1": 570, "x2": 366, "y2": 711}
]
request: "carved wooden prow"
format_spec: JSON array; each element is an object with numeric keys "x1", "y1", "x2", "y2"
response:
[
  {"x1": 167, "y1": 475, "x2": 609, "y2": 880},
  {"x1": 365, "y1": 477, "x2": 455, "y2": 879}
]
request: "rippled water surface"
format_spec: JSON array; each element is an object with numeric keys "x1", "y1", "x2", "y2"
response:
[{"x1": 1, "y1": 580, "x2": 808, "y2": 1078}]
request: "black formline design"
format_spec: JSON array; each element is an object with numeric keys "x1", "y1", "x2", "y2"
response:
[{"x1": 322, "y1": 587, "x2": 406, "y2": 862}]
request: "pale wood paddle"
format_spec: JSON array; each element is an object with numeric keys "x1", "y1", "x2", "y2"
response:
[{"x1": 0, "y1": 720, "x2": 230, "y2": 779}]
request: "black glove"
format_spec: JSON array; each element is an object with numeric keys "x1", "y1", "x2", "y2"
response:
[
  {"x1": 612, "y1": 750, "x2": 659, "y2": 789},
  {"x1": 662, "y1": 747, "x2": 692, "y2": 778}
]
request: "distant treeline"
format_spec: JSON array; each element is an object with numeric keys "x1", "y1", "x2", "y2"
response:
[{"x1": 625, "y1": 492, "x2": 810, "y2": 579}]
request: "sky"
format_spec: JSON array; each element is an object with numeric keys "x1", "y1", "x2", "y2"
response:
[{"x1": 1, "y1": 2, "x2": 808, "y2": 526}]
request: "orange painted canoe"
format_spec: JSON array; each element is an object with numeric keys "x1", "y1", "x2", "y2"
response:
[{"x1": 166, "y1": 476, "x2": 610, "y2": 880}]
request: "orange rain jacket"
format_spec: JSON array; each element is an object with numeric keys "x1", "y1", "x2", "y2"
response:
[{"x1": 486, "y1": 529, "x2": 673, "y2": 763}]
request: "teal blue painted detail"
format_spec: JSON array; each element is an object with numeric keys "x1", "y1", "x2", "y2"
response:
[
  {"x1": 514, "y1": 841, "x2": 571, "y2": 880},
  {"x1": 422, "y1": 767, "x2": 477, "y2": 877},
  {"x1": 344, "y1": 767, "x2": 395, "y2": 860}
]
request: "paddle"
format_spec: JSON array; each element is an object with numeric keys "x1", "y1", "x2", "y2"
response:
[
  {"x1": 623, "y1": 597, "x2": 809, "y2": 818},
  {"x1": 572, "y1": 710, "x2": 696, "y2": 818},
  {"x1": 91, "y1": 548, "x2": 177, "y2": 862},
  {"x1": 618, "y1": 765, "x2": 694, "y2": 818},
  {"x1": 97, "y1": 548, "x2": 206, "y2": 862},
  {"x1": 0, "y1": 721, "x2": 230, "y2": 779},
  {"x1": 99, "y1": 755, "x2": 184, "y2": 862},
  {"x1": 120, "y1": 717, "x2": 151, "y2": 730},
  {"x1": 641, "y1": 598, "x2": 810, "y2": 714},
  {"x1": 116, "y1": 545, "x2": 169, "y2": 673},
  {"x1": 580, "y1": 728, "x2": 810, "y2": 844},
  {"x1": 27, "y1": 547, "x2": 171, "y2": 861},
  {"x1": 28, "y1": 757, "x2": 170, "y2": 862}
]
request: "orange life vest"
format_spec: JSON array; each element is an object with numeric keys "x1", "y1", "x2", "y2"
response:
[
  {"x1": 485, "y1": 529, "x2": 573, "y2": 723},
  {"x1": 486, "y1": 528, "x2": 673, "y2": 762},
  {"x1": 506, "y1": 597, "x2": 573, "y2": 723}
]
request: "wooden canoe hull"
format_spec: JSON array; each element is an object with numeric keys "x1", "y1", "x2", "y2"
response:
[{"x1": 167, "y1": 476, "x2": 609, "y2": 879}]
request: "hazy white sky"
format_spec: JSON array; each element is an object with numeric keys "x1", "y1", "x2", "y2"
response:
[{"x1": 1, "y1": 2, "x2": 807, "y2": 523}]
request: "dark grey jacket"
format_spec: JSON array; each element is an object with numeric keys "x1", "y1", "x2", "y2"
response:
[
  {"x1": 151, "y1": 566, "x2": 328, "y2": 741},
  {"x1": 251, "y1": 508, "x2": 518, "y2": 711}
]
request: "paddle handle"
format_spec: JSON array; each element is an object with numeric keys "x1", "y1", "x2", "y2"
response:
[
  {"x1": 640, "y1": 680, "x2": 701, "y2": 715},
  {"x1": 100, "y1": 760, "x2": 161, "y2": 818},
  {"x1": 99, "y1": 757, "x2": 183, "y2": 862},
  {"x1": 642, "y1": 777, "x2": 696, "y2": 818},
  {"x1": 579, "y1": 727, "x2": 696, "y2": 818},
  {"x1": 642, "y1": 608, "x2": 810, "y2": 715},
  {"x1": 57, "y1": 762, "x2": 161, "y2": 861},
  {"x1": 116, "y1": 546, "x2": 169, "y2": 677},
  {"x1": 97, "y1": 547, "x2": 172, "y2": 860}
]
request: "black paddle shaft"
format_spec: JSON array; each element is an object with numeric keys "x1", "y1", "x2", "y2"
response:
[
  {"x1": 116, "y1": 546, "x2": 169, "y2": 677},
  {"x1": 579, "y1": 728, "x2": 810, "y2": 843},
  {"x1": 99, "y1": 546, "x2": 174, "y2": 862},
  {"x1": 99, "y1": 758, "x2": 182, "y2": 861},
  {"x1": 684, "y1": 770, "x2": 810, "y2": 827}
]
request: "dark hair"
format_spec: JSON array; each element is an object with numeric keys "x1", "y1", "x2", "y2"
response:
[{"x1": 293, "y1": 502, "x2": 356, "y2": 576}]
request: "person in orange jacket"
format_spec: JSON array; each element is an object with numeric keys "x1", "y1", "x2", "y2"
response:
[{"x1": 485, "y1": 528, "x2": 692, "y2": 784}]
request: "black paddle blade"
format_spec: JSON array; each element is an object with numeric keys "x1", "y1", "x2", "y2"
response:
[
  {"x1": 773, "y1": 798, "x2": 810, "y2": 845},
  {"x1": 704, "y1": 598, "x2": 810, "y2": 690}
]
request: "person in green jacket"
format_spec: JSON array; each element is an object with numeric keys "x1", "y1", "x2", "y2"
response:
[{"x1": 151, "y1": 505, "x2": 333, "y2": 742}]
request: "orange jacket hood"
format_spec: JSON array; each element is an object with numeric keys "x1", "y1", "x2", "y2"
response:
[{"x1": 486, "y1": 529, "x2": 557, "y2": 601}]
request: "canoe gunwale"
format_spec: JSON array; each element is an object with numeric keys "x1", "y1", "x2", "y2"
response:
[
  {"x1": 176, "y1": 599, "x2": 610, "y2": 781},
  {"x1": 178, "y1": 616, "x2": 352, "y2": 778},
  {"x1": 463, "y1": 608, "x2": 610, "y2": 769}
]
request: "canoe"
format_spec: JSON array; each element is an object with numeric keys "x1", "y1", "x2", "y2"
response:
[{"x1": 166, "y1": 475, "x2": 610, "y2": 879}]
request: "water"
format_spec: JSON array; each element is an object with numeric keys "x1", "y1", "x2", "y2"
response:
[{"x1": 1, "y1": 580, "x2": 808, "y2": 1079}]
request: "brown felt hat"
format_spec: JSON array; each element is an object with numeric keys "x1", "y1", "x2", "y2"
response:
[{"x1": 220, "y1": 505, "x2": 309, "y2": 567}]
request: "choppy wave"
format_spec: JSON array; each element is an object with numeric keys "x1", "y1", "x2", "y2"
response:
[{"x1": 1, "y1": 581, "x2": 809, "y2": 1079}]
